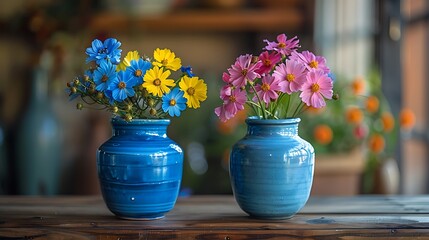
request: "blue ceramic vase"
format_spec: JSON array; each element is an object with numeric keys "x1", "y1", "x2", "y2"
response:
[
  {"x1": 230, "y1": 117, "x2": 314, "y2": 219},
  {"x1": 97, "y1": 118, "x2": 183, "y2": 220}
]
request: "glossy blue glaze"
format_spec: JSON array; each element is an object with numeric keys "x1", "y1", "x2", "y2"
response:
[
  {"x1": 230, "y1": 117, "x2": 314, "y2": 219},
  {"x1": 97, "y1": 118, "x2": 183, "y2": 220}
]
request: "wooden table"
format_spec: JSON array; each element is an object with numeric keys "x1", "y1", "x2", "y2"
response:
[{"x1": 1, "y1": 195, "x2": 429, "y2": 239}]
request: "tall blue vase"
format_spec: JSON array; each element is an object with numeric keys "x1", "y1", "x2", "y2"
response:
[
  {"x1": 97, "y1": 118, "x2": 183, "y2": 220},
  {"x1": 230, "y1": 117, "x2": 314, "y2": 219}
]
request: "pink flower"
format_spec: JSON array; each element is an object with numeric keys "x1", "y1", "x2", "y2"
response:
[
  {"x1": 273, "y1": 60, "x2": 306, "y2": 94},
  {"x1": 264, "y1": 34, "x2": 300, "y2": 56},
  {"x1": 220, "y1": 72, "x2": 233, "y2": 98},
  {"x1": 300, "y1": 70, "x2": 333, "y2": 108},
  {"x1": 215, "y1": 89, "x2": 247, "y2": 122},
  {"x1": 215, "y1": 105, "x2": 235, "y2": 122},
  {"x1": 256, "y1": 51, "x2": 281, "y2": 74},
  {"x1": 228, "y1": 54, "x2": 261, "y2": 88},
  {"x1": 222, "y1": 72, "x2": 232, "y2": 84},
  {"x1": 253, "y1": 75, "x2": 281, "y2": 104},
  {"x1": 354, "y1": 124, "x2": 368, "y2": 139},
  {"x1": 291, "y1": 50, "x2": 330, "y2": 74}
]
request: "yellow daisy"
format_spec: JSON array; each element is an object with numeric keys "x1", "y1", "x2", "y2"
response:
[
  {"x1": 179, "y1": 76, "x2": 207, "y2": 109},
  {"x1": 153, "y1": 48, "x2": 181, "y2": 71},
  {"x1": 143, "y1": 66, "x2": 175, "y2": 97},
  {"x1": 116, "y1": 51, "x2": 140, "y2": 71}
]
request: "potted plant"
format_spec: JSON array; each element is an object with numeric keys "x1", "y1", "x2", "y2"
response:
[
  {"x1": 300, "y1": 72, "x2": 415, "y2": 195},
  {"x1": 214, "y1": 34, "x2": 335, "y2": 219},
  {"x1": 67, "y1": 38, "x2": 207, "y2": 220}
]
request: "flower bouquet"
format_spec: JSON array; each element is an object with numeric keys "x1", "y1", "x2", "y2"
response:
[
  {"x1": 67, "y1": 38, "x2": 207, "y2": 120},
  {"x1": 215, "y1": 33, "x2": 335, "y2": 121}
]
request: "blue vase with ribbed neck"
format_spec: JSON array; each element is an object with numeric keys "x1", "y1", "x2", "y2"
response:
[
  {"x1": 97, "y1": 118, "x2": 183, "y2": 220},
  {"x1": 230, "y1": 117, "x2": 314, "y2": 219}
]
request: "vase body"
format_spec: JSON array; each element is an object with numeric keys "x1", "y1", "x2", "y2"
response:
[
  {"x1": 97, "y1": 118, "x2": 183, "y2": 220},
  {"x1": 230, "y1": 117, "x2": 314, "y2": 219}
]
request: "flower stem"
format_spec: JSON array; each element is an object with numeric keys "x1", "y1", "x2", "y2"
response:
[{"x1": 249, "y1": 83, "x2": 267, "y2": 119}]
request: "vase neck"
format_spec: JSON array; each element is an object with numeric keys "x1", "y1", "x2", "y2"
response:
[
  {"x1": 111, "y1": 119, "x2": 170, "y2": 137},
  {"x1": 246, "y1": 118, "x2": 300, "y2": 137}
]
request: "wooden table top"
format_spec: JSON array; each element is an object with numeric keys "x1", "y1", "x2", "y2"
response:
[{"x1": 1, "y1": 195, "x2": 429, "y2": 239}]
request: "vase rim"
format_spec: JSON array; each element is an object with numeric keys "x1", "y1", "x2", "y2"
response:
[
  {"x1": 111, "y1": 117, "x2": 170, "y2": 125},
  {"x1": 246, "y1": 116, "x2": 301, "y2": 125}
]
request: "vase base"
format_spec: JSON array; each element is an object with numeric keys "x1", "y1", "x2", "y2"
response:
[
  {"x1": 249, "y1": 214, "x2": 294, "y2": 220},
  {"x1": 118, "y1": 215, "x2": 165, "y2": 221}
]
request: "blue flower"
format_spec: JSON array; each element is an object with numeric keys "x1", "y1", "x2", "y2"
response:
[
  {"x1": 93, "y1": 60, "x2": 118, "y2": 92},
  {"x1": 126, "y1": 59, "x2": 151, "y2": 85},
  {"x1": 85, "y1": 38, "x2": 122, "y2": 65},
  {"x1": 108, "y1": 71, "x2": 137, "y2": 102},
  {"x1": 162, "y1": 88, "x2": 187, "y2": 117},
  {"x1": 181, "y1": 65, "x2": 194, "y2": 77},
  {"x1": 104, "y1": 89, "x2": 115, "y2": 105}
]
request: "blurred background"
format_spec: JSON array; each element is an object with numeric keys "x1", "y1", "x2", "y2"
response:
[{"x1": 0, "y1": 0, "x2": 427, "y2": 196}]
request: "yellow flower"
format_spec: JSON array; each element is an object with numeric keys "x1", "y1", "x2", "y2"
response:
[
  {"x1": 116, "y1": 51, "x2": 140, "y2": 71},
  {"x1": 179, "y1": 76, "x2": 207, "y2": 109},
  {"x1": 153, "y1": 48, "x2": 181, "y2": 71},
  {"x1": 143, "y1": 66, "x2": 175, "y2": 97}
]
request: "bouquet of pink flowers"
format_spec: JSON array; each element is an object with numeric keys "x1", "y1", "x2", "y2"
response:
[{"x1": 215, "y1": 34, "x2": 335, "y2": 121}]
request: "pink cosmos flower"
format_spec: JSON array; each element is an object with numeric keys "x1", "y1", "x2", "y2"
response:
[
  {"x1": 222, "y1": 72, "x2": 232, "y2": 83},
  {"x1": 253, "y1": 75, "x2": 281, "y2": 105},
  {"x1": 256, "y1": 51, "x2": 281, "y2": 74},
  {"x1": 228, "y1": 54, "x2": 261, "y2": 88},
  {"x1": 215, "y1": 89, "x2": 247, "y2": 122},
  {"x1": 220, "y1": 72, "x2": 233, "y2": 98},
  {"x1": 220, "y1": 85, "x2": 232, "y2": 99},
  {"x1": 300, "y1": 69, "x2": 333, "y2": 108},
  {"x1": 273, "y1": 60, "x2": 306, "y2": 94},
  {"x1": 215, "y1": 105, "x2": 235, "y2": 122},
  {"x1": 264, "y1": 34, "x2": 300, "y2": 56},
  {"x1": 290, "y1": 50, "x2": 330, "y2": 74}
]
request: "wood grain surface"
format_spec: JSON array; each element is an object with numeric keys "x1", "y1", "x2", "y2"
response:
[{"x1": 1, "y1": 195, "x2": 429, "y2": 239}]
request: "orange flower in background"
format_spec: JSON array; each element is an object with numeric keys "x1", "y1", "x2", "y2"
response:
[
  {"x1": 365, "y1": 96, "x2": 379, "y2": 113},
  {"x1": 305, "y1": 106, "x2": 325, "y2": 115},
  {"x1": 346, "y1": 107, "x2": 364, "y2": 125},
  {"x1": 381, "y1": 112, "x2": 395, "y2": 132},
  {"x1": 351, "y1": 76, "x2": 366, "y2": 95},
  {"x1": 217, "y1": 109, "x2": 247, "y2": 134},
  {"x1": 313, "y1": 124, "x2": 333, "y2": 145},
  {"x1": 400, "y1": 108, "x2": 415, "y2": 130},
  {"x1": 368, "y1": 133, "x2": 385, "y2": 154}
]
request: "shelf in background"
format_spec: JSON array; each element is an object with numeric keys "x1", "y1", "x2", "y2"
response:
[{"x1": 88, "y1": 9, "x2": 308, "y2": 33}]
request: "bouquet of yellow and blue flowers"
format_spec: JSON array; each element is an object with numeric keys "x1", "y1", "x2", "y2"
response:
[{"x1": 67, "y1": 38, "x2": 207, "y2": 121}]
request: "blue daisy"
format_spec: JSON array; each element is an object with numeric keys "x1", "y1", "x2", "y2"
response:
[
  {"x1": 85, "y1": 38, "x2": 122, "y2": 65},
  {"x1": 126, "y1": 59, "x2": 152, "y2": 85},
  {"x1": 108, "y1": 71, "x2": 137, "y2": 102},
  {"x1": 162, "y1": 88, "x2": 187, "y2": 117},
  {"x1": 93, "y1": 60, "x2": 118, "y2": 92}
]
